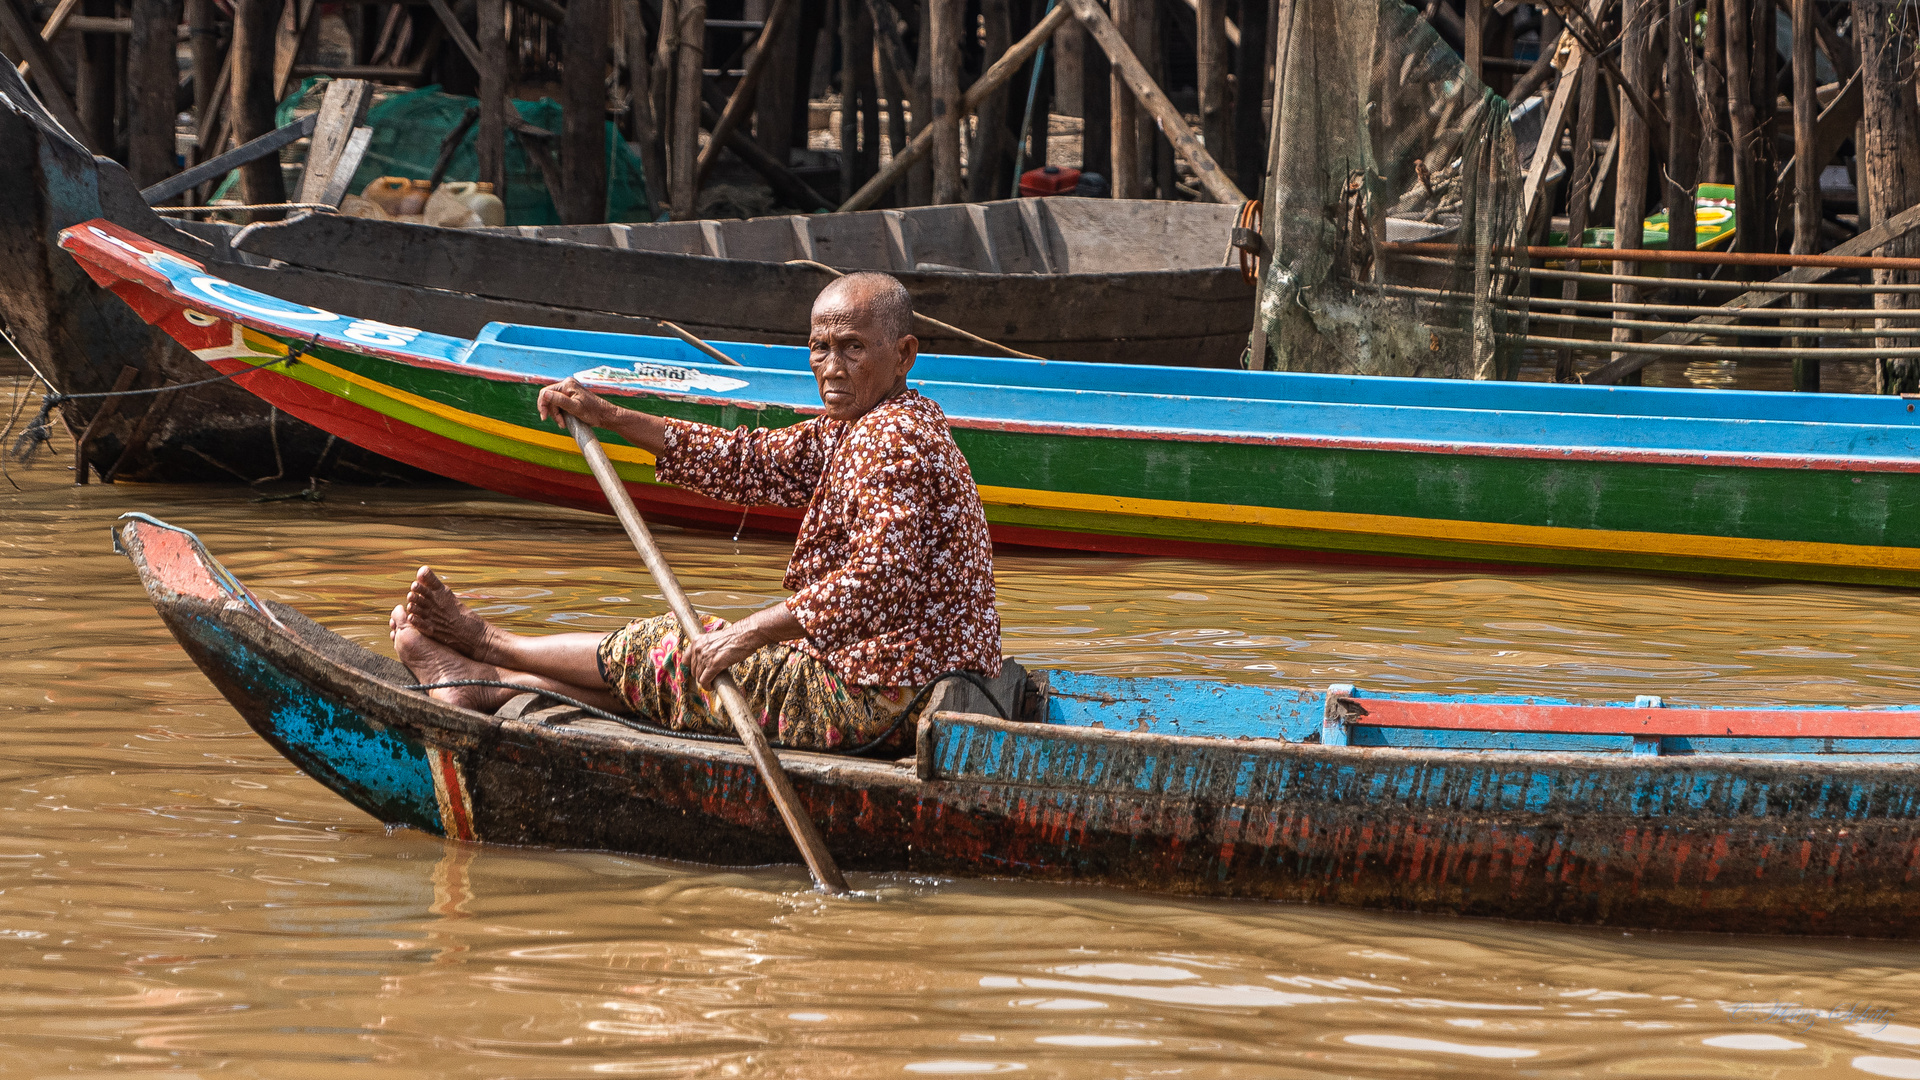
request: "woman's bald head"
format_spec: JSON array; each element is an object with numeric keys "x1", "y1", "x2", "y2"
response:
[{"x1": 814, "y1": 272, "x2": 914, "y2": 344}]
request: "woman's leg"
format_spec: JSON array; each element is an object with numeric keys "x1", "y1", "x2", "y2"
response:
[
  {"x1": 400, "y1": 566, "x2": 607, "y2": 689},
  {"x1": 390, "y1": 605, "x2": 627, "y2": 714}
]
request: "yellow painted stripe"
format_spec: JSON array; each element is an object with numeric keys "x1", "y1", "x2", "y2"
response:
[
  {"x1": 238, "y1": 330, "x2": 1915, "y2": 573},
  {"x1": 242, "y1": 329, "x2": 656, "y2": 467},
  {"x1": 975, "y1": 484, "x2": 1920, "y2": 571}
]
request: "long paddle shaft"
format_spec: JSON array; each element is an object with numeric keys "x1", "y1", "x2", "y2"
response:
[{"x1": 565, "y1": 415, "x2": 851, "y2": 895}]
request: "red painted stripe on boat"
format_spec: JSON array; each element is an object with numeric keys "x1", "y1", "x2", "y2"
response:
[
  {"x1": 1356, "y1": 698, "x2": 1920, "y2": 739},
  {"x1": 135, "y1": 525, "x2": 228, "y2": 601},
  {"x1": 436, "y1": 748, "x2": 474, "y2": 841}
]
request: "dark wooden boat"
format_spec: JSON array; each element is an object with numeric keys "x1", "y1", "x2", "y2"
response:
[
  {"x1": 0, "y1": 61, "x2": 433, "y2": 484},
  {"x1": 226, "y1": 198, "x2": 1261, "y2": 368},
  {"x1": 124, "y1": 510, "x2": 1920, "y2": 936}
]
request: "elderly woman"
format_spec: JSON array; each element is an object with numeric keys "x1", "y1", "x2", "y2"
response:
[{"x1": 389, "y1": 272, "x2": 1001, "y2": 754}]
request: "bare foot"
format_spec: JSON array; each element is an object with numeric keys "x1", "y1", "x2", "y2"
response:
[
  {"x1": 393, "y1": 623, "x2": 518, "y2": 713},
  {"x1": 404, "y1": 567, "x2": 501, "y2": 662}
]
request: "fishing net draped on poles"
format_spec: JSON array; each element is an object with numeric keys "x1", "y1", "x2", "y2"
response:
[{"x1": 1252, "y1": 0, "x2": 1529, "y2": 379}]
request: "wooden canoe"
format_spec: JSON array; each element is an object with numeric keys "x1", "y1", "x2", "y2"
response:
[
  {"x1": 121, "y1": 510, "x2": 1920, "y2": 936},
  {"x1": 65, "y1": 218, "x2": 1920, "y2": 586}
]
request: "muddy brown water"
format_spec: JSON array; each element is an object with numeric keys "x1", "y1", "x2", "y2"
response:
[{"x1": 7, "y1": 361, "x2": 1920, "y2": 1077}]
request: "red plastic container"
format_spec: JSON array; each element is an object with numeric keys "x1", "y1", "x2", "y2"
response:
[{"x1": 1019, "y1": 165, "x2": 1082, "y2": 198}]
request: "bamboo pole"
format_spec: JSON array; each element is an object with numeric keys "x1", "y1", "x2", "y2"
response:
[
  {"x1": 928, "y1": 0, "x2": 961, "y2": 203},
  {"x1": 671, "y1": 0, "x2": 703, "y2": 218},
  {"x1": 565, "y1": 416, "x2": 849, "y2": 897},
  {"x1": 1066, "y1": 0, "x2": 1244, "y2": 202},
  {"x1": 1699, "y1": 0, "x2": 1728, "y2": 182},
  {"x1": 839, "y1": 0, "x2": 1072, "y2": 210}
]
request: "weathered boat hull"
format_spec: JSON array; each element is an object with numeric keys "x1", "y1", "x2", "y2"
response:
[
  {"x1": 0, "y1": 62, "x2": 426, "y2": 484},
  {"x1": 123, "y1": 512, "x2": 1920, "y2": 936},
  {"x1": 65, "y1": 219, "x2": 1920, "y2": 586},
  {"x1": 228, "y1": 202, "x2": 1258, "y2": 368}
]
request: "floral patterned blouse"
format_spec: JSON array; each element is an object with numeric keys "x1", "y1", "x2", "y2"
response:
[{"x1": 655, "y1": 390, "x2": 1001, "y2": 686}]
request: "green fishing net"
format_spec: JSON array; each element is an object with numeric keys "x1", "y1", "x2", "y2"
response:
[
  {"x1": 1251, "y1": 0, "x2": 1529, "y2": 379},
  {"x1": 239, "y1": 79, "x2": 656, "y2": 225}
]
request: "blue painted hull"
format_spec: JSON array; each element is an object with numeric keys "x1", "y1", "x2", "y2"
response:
[{"x1": 122, "y1": 514, "x2": 1920, "y2": 936}]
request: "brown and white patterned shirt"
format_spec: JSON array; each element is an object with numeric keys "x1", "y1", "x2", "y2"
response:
[{"x1": 655, "y1": 390, "x2": 1001, "y2": 686}]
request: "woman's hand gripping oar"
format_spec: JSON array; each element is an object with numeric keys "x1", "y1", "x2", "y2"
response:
[{"x1": 564, "y1": 414, "x2": 851, "y2": 895}]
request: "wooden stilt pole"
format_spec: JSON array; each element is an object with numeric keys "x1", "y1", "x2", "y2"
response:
[
  {"x1": 561, "y1": 0, "x2": 609, "y2": 223},
  {"x1": 1856, "y1": 0, "x2": 1920, "y2": 392},
  {"x1": 1229, "y1": 0, "x2": 1265, "y2": 194},
  {"x1": 967, "y1": 0, "x2": 1012, "y2": 200},
  {"x1": 928, "y1": 0, "x2": 961, "y2": 203},
  {"x1": 1080, "y1": 16, "x2": 1108, "y2": 178},
  {"x1": 1789, "y1": 0, "x2": 1818, "y2": 390},
  {"x1": 838, "y1": 0, "x2": 858, "y2": 196},
  {"x1": 1666, "y1": 0, "x2": 1698, "y2": 286},
  {"x1": 229, "y1": 0, "x2": 288, "y2": 218},
  {"x1": 1068, "y1": 0, "x2": 1243, "y2": 202},
  {"x1": 478, "y1": 0, "x2": 508, "y2": 196},
  {"x1": 1196, "y1": 0, "x2": 1229, "y2": 177},
  {"x1": 1611, "y1": 0, "x2": 1651, "y2": 382},
  {"x1": 1107, "y1": 0, "x2": 1139, "y2": 197},
  {"x1": 755, "y1": 0, "x2": 798, "y2": 161},
  {"x1": 127, "y1": 0, "x2": 180, "y2": 189},
  {"x1": 671, "y1": 0, "x2": 704, "y2": 218},
  {"x1": 699, "y1": 0, "x2": 796, "y2": 189},
  {"x1": 1464, "y1": 0, "x2": 1483, "y2": 81},
  {"x1": 1699, "y1": 0, "x2": 1728, "y2": 183},
  {"x1": 185, "y1": 0, "x2": 220, "y2": 169}
]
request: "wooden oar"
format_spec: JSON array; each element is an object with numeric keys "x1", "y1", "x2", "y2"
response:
[{"x1": 564, "y1": 415, "x2": 851, "y2": 895}]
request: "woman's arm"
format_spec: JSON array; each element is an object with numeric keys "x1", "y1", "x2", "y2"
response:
[
  {"x1": 688, "y1": 602, "x2": 806, "y2": 688},
  {"x1": 537, "y1": 377, "x2": 670, "y2": 454}
]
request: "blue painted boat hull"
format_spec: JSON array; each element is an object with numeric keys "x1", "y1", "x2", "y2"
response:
[{"x1": 122, "y1": 514, "x2": 1920, "y2": 936}]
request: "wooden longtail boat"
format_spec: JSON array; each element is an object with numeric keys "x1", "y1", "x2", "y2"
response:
[
  {"x1": 64, "y1": 219, "x2": 1920, "y2": 586},
  {"x1": 121, "y1": 510, "x2": 1920, "y2": 936},
  {"x1": 0, "y1": 58, "x2": 1247, "y2": 481}
]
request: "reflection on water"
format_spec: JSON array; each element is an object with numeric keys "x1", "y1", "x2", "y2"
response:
[{"x1": 7, "y1": 362, "x2": 1920, "y2": 1077}]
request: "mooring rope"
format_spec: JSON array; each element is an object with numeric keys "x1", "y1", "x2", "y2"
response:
[{"x1": 9, "y1": 335, "x2": 317, "y2": 464}]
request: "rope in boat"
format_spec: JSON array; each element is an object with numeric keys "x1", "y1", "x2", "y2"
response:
[
  {"x1": 9, "y1": 336, "x2": 316, "y2": 464},
  {"x1": 152, "y1": 203, "x2": 339, "y2": 216},
  {"x1": 404, "y1": 669, "x2": 1011, "y2": 758},
  {"x1": 785, "y1": 259, "x2": 1047, "y2": 361}
]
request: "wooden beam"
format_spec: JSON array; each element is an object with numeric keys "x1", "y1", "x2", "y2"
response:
[
  {"x1": 965, "y1": 0, "x2": 1010, "y2": 201},
  {"x1": 698, "y1": 92, "x2": 834, "y2": 209},
  {"x1": 929, "y1": 0, "x2": 961, "y2": 203},
  {"x1": 838, "y1": 0, "x2": 1071, "y2": 210},
  {"x1": 186, "y1": 0, "x2": 222, "y2": 167},
  {"x1": 1521, "y1": 41, "x2": 1580, "y2": 224},
  {"x1": 1610, "y1": 0, "x2": 1651, "y2": 376},
  {"x1": 0, "y1": 0, "x2": 89, "y2": 142},
  {"x1": 317, "y1": 125, "x2": 373, "y2": 203},
  {"x1": 425, "y1": 0, "x2": 482, "y2": 69},
  {"x1": 142, "y1": 111, "x2": 317, "y2": 203},
  {"x1": 271, "y1": 0, "x2": 318, "y2": 101},
  {"x1": 1066, "y1": 0, "x2": 1243, "y2": 203},
  {"x1": 694, "y1": 0, "x2": 793, "y2": 189},
  {"x1": 296, "y1": 77, "x2": 372, "y2": 203},
  {"x1": 1664, "y1": 0, "x2": 1697, "y2": 278}
]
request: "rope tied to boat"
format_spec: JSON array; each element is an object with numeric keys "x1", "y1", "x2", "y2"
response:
[
  {"x1": 405, "y1": 669, "x2": 1012, "y2": 758},
  {"x1": 9, "y1": 335, "x2": 318, "y2": 464}
]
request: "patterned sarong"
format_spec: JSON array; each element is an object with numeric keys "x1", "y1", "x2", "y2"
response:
[{"x1": 596, "y1": 613, "x2": 923, "y2": 753}]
